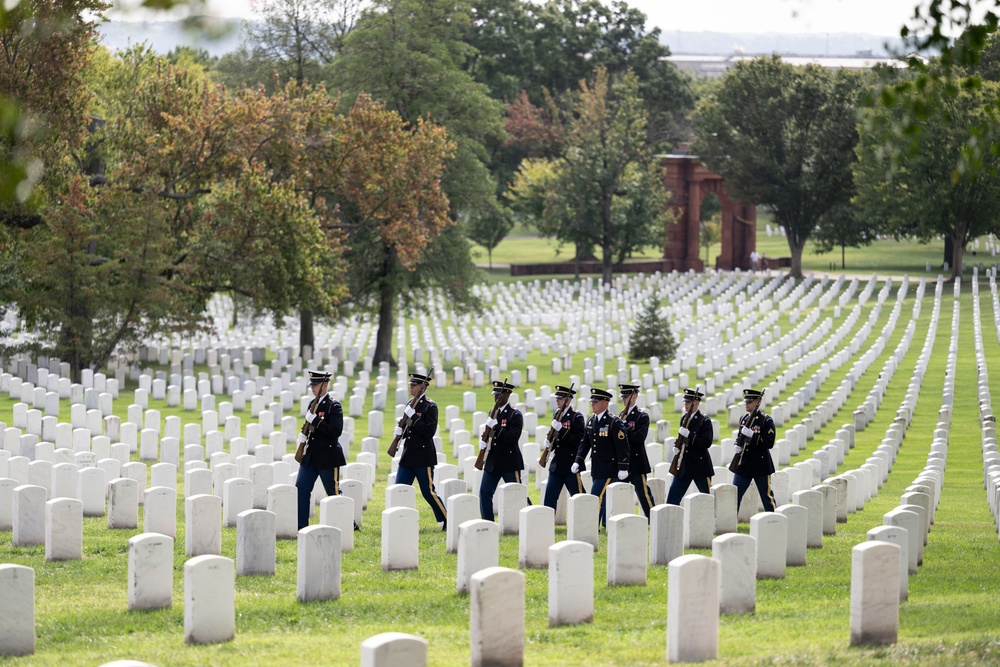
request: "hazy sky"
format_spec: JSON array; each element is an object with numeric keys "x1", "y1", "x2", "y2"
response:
[{"x1": 107, "y1": 0, "x2": 939, "y2": 37}]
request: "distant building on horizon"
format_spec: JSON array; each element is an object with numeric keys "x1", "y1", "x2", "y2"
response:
[{"x1": 666, "y1": 51, "x2": 912, "y2": 78}]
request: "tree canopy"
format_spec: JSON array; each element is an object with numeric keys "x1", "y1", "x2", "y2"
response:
[{"x1": 692, "y1": 56, "x2": 864, "y2": 278}]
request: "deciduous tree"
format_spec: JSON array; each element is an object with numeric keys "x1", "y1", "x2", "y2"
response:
[{"x1": 692, "y1": 56, "x2": 863, "y2": 278}]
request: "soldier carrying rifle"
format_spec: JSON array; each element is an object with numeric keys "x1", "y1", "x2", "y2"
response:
[
  {"x1": 477, "y1": 380, "x2": 524, "y2": 522},
  {"x1": 731, "y1": 387, "x2": 777, "y2": 513},
  {"x1": 391, "y1": 372, "x2": 448, "y2": 530},
  {"x1": 541, "y1": 384, "x2": 587, "y2": 511},
  {"x1": 665, "y1": 388, "x2": 715, "y2": 505}
]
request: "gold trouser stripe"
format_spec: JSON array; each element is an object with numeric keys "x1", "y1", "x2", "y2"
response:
[
  {"x1": 426, "y1": 466, "x2": 448, "y2": 518},
  {"x1": 332, "y1": 467, "x2": 340, "y2": 496},
  {"x1": 639, "y1": 474, "x2": 655, "y2": 508},
  {"x1": 765, "y1": 475, "x2": 776, "y2": 509},
  {"x1": 705, "y1": 476, "x2": 712, "y2": 491},
  {"x1": 597, "y1": 478, "x2": 612, "y2": 507},
  {"x1": 514, "y1": 471, "x2": 522, "y2": 485},
  {"x1": 574, "y1": 473, "x2": 584, "y2": 494}
]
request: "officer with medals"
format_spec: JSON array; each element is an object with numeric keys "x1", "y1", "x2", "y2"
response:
[
  {"x1": 665, "y1": 388, "x2": 715, "y2": 505},
  {"x1": 392, "y1": 372, "x2": 448, "y2": 529},
  {"x1": 295, "y1": 370, "x2": 347, "y2": 529},
  {"x1": 572, "y1": 387, "x2": 628, "y2": 528},
  {"x1": 731, "y1": 388, "x2": 777, "y2": 513},
  {"x1": 542, "y1": 384, "x2": 586, "y2": 510},
  {"x1": 478, "y1": 380, "x2": 525, "y2": 522},
  {"x1": 619, "y1": 383, "x2": 655, "y2": 518}
]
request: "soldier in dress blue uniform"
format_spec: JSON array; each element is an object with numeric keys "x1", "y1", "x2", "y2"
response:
[
  {"x1": 295, "y1": 370, "x2": 347, "y2": 529},
  {"x1": 619, "y1": 383, "x2": 655, "y2": 518},
  {"x1": 392, "y1": 372, "x2": 448, "y2": 529},
  {"x1": 731, "y1": 388, "x2": 777, "y2": 513},
  {"x1": 542, "y1": 384, "x2": 586, "y2": 510},
  {"x1": 478, "y1": 380, "x2": 525, "y2": 522},
  {"x1": 665, "y1": 388, "x2": 715, "y2": 505},
  {"x1": 572, "y1": 387, "x2": 629, "y2": 528}
]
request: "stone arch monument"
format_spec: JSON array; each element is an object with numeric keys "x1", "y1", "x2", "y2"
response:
[{"x1": 661, "y1": 155, "x2": 756, "y2": 271}]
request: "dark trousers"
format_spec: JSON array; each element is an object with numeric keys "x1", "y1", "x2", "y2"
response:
[
  {"x1": 542, "y1": 471, "x2": 584, "y2": 510},
  {"x1": 665, "y1": 473, "x2": 711, "y2": 505},
  {"x1": 590, "y1": 477, "x2": 616, "y2": 527},
  {"x1": 395, "y1": 464, "x2": 447, "y2": 523},
  {"x1": 733, "y1": 473, "x2": 776, "y2": 513},
  {"x1": 479, "y1": 470, "x2": 523, "y2": 521},
  {"x1": 630, "y1": 472, "x2": 656, "y2": 518},
  {"x1": 295, "y1": 464, "x2": 340, "y2": 529}
]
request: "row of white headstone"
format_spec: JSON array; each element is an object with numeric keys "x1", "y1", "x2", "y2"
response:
[{"x1": 982, "y1": 274, "x2": 1000, "y2": 534}]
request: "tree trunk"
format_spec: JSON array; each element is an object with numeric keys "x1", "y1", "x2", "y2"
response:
[
  {"x1": 950, "y1": 233, "x2": 964, "y2": 282},
  {"x1": 299, "y1": 310, "x2": 314, "y2": 360},
  {"x1": 373, "y1": 277, "x2": 396, "y2": 366},
  {"x1": 488, "y1": 248, "x2": 493, "y2": 270},
  {"x1": 841, "y1": 243, "x2": 846, "y2": 270},
  {"x1": 788, "y1": 236, "x2": 805, "y2": 279},
  {"x1": 944, "y1": 235, "x2": 954, "y2": 269}
]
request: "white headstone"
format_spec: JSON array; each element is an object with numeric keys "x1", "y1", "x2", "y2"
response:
[
  {"x1": 712, "y1": 533, "x2": 756, "y2": 614},
  {"x1": 360, "y1": 632, "x2": 428, "y2": 667},
  {"x1": 185, "y1": 494, "x2": 222, "y2": 557},
  {"x1": 319, "y1": 495, "x2": 355, "y2": 552},
  {"x1": 548, "y1": 540, "x2": 594, "y2": 627},
  {"x1": 128, "y1": 533, "x2": 174, "y2": 611},
  {"x1": 470, "y1": 567, "x2": 524, "y2": 667},
  {"x1": 457, "y1": 519, "x2": 500, "y2": 594},
  {"x1": 381, "y1": 507, "x2": 419, "y2": 571},
  {"x1": 667, "y1": 555, "x2": 719, "y2": 663},
  {"x1": 518, "y1": 505, "x2": 554, "y2": 569},
  {"x1": 567, "y1": 493, "x2": 599, "y2": 552},
  {"x1": 144, "y1": 486, "x2": 177, "y2": 539},
  {"x1": 0, "y1": 564, "x2": 34, "y2": 656},
  {"x1": 297, "y1": 524, "x2": 342, "y2": 602},
  {"x1": 607, "y1": 514, "x2": 648, "y2": 586},
  {"x1": 237, "y1": 509, "x2": 276, "y2": 576},
  {"x1": 184, "y1": 555, "x2": 235, "y2": 644},
  {"x1": 849, "y1": 541, "x2": 901, "y2": 646},
  {"x1": 45, "y1": 497, "x2": 82, "y2": 561},
  {"x1": 750, "y1": 512, "x2": 787, "y2": 579}
]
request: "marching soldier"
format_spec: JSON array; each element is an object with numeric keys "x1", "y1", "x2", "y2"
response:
[
  {"x1": 665, "y1": 388, "x2": 715, "y2": 505},
  {"x1": 542, "y1": 384, "x2": 586, "y2": 510},
  {"x1": 295, "y1": 370, "x2": 347, "y2": 530},
  {"x1": 619, "y1": 383, "x2": 655, "y2": 518},
  {"x1": 392, "y1": 372, "x2": 448, "y2": 529},
  {"x1": 478, "y1": 380, "x2": 525, "y2": 522},
  {"x1": 572, "y1": 387, "x2": 628, "y2": 528},
  {"x1": 731, "y1": 388, "x2": 777, "y2": 513}
]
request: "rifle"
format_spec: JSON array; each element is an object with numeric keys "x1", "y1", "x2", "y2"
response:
[
  {"x1": 538, "y1": 383, "x2": 575, "y2": 469},
  {"x1": 667, "y1": 401, "x2": 694, "y2": 476},
  {"x1": 729, "y1": 390, "x2": 765, "y2": 474},
  {"x1": 295, "y1": 379, "x2": 328, "y2": 464},
  {"x1": 474, "y1": 377, "x2": 507, "y2": 471},
  {"x1": 387, "y1": 368, "x2": 433, "y2": 458}
]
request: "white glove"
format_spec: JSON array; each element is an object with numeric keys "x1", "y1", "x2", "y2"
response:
[
  {"x1": 740, "y1": 426, "x2": 754, "y2": 438},
  {"x1": 486, "y1": 417, "x2": 498, "y2": 429},
  {"x1": 734, "y1": 444, "x2": 743, "y2": 453},
  {"x1": 551, "y1": 419, "x2": 563, "y2": 431},
  {"x1": 393, "y1": 426, "x2": 403, "y2": 437},
  {"x1": 479, "y1": 440, "x2": 488, "y2": 451},
  {"x1": 672, "y1": 446, "x2": 680, "y2": 457},
  {"x1": 297, "y1": 433, "x2": 307, "y2": 444},
  {"x1": 404, "y1": 405, "x2": 416, "y2": 418},
  {"x1": 617, "y1": 470, "x2": 629, "y2": 481},
  {"x1": 677, "y1": 426, "x2": 689, "y2": 438},
  {"x1": 571, "y1": 462, "x2": 580, "y2": 474},
  {"x1": 305, "y1": 411, "x2": 317, "y2": 423}
]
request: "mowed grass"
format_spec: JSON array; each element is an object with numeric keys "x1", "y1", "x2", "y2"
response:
[
  {"x1": 473, "y1": 212, "x2": 996, "y2": 277},
  {"x1": 1, "y1": 278, "x2": 1000, "y2": 665}
]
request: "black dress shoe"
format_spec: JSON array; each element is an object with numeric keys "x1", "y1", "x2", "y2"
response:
[{"x1": 354, "y1": 522, "x2": 361, "y2": 531}]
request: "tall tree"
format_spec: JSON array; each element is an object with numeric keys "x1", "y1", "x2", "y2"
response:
[
  {"x1": 692, "y1": 56, "x2": 863, "y2": 278},
  {"x1": 542, "y1": 68, "x2": 668, "y2": 285},
  {"x1": 855, "y1": 73, "x2": 1000, "y2": 281},
  {"x1": 332, "y1": 0, "x2": 498, "y2": 364},
  {"x1": 244, "y1": 0, "x2": 363, "y2": 86},
  {"x1": 812, "y1": 202, "x2": 878, "y2": 270}
]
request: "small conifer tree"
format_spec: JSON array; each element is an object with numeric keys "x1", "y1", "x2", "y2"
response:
[{"x1": 629, "y1": 300, "x2": 677, "y2": 361}]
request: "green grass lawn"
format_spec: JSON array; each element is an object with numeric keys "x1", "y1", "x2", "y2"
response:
[
  {"x1": 473, "y1": 210, "x2": 998, "y2": 278},
  {"x1": 1, "y1": 273, "x2": 999, "y2": 665}
]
